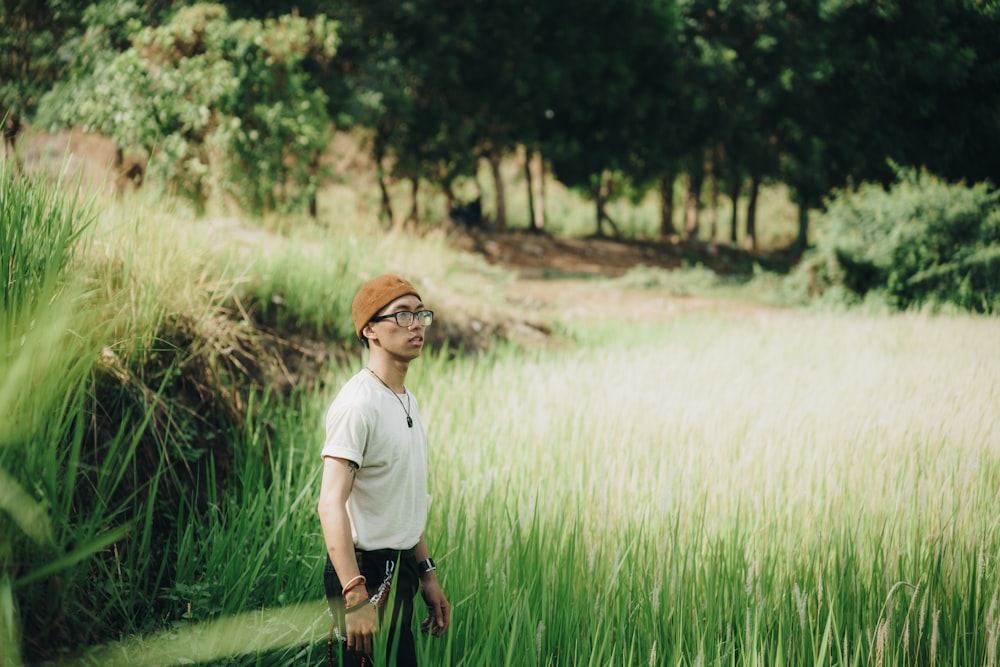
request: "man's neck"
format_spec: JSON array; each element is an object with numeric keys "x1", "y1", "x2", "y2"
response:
[{"x1": 366, "y1": 356, "x2": 409, "y2": 393}]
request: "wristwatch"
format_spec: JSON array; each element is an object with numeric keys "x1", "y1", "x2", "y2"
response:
[{"x1": 417, "y1": 558, "x2": 436, "y2": 575}]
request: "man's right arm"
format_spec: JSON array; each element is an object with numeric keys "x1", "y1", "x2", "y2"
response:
[{"x1": 318, "y1": 456, "x2": 377, "y2": 654}]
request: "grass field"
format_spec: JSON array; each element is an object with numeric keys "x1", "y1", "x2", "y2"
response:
[
  {"x1": 33, "y1": 309, "x2": 1000, "y2": 667},
  {"x1": 3, "y1": 157, "x2": 1000, "y2": 666},
  {"x1": 409, "y1": 311, "x2": 1000, "y2": 666}
]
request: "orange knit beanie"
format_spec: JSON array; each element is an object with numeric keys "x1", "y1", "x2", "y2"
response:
[{"x1": 351, "y1": 275, "x2": 421, "y2": 341}]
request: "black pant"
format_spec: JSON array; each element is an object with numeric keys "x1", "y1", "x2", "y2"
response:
[{"x1": 325, "y1": 549, "x2": 420, "y2": 667}]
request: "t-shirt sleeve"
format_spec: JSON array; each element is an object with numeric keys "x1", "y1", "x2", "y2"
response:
[{"x1": 321, "y1": 397, "x2": 369, "y2": 465}]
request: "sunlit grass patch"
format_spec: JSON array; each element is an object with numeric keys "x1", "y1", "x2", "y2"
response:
[{"x1": 413, "y1": 310, "x2": 1000, "y2": 665}]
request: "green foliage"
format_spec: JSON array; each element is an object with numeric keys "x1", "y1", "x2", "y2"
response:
[
  {"x1": 38, "y1": 3, "x2": 339, "y2": 214},
  {"x1": 0, "y1": 1, "x2": 86, "y2": 119},
  {"x1": 795, "y1": 167, "x2": 1000, "y2": 313},
  {"x1": 10, "y1": 0, "x2": 1000, "y2": 241},
  {"x1": 542, "y1": 0, "x2": 681, "y2": 190},
  {"x1": 0, "y1": 157, "x2": 97, "y2": 452},
  {"x1": 0, "y1": 156, "x2": 134, "y2": 661},
  {"x1": 0, "y1": 162, "x2": 93, "y2": 318},
  {"x1": 4, "y1": 151, "x2": 1000, "y2": 664},
  {"x1": 237, "y1": 227, "x2": 373, "y2": 340}
]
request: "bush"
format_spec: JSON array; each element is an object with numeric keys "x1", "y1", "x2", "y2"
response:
[
  {"x1": 38, "y1": 3, "x2": 339, "y2": 214},
  {"x1": 796, "y1": 167, "x2": 1000, "y2": 313}
]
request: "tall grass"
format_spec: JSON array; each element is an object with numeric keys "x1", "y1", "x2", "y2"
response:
[
  {"x1": 0, "y1": 156, "x2": 126, "y2": 665},
  {"x1": 6, "y1": 153, "x2": 999, "y2": 666},
  {"x1": 411, "y1": 312, "x2": 1000, "y2": 666},
  {"x1": 41, "y1": 310, "x2": 999, "y2": 667},
  {"x1": 0, "y1": 162, "x2": 505, "y2": 664},
  {"x1": 0, "y1": 157, "x2": 96, "y2": 446}
]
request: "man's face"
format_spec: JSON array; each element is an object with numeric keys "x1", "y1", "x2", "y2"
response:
[{"x1": 367, "y1": 294, "x2": 427, "y2": 358}]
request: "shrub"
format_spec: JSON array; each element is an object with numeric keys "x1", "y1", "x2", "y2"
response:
[
  {"x1": 38, "y1": 3, "x2": 339, "y2": 214},
  {"x1": 796, "y1": 167, "x2": 1000, "y2": 313}
]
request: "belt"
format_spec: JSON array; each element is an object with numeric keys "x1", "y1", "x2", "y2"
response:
[{"x1": 356, "y1": 546, "x2": 416, "y2": 560}]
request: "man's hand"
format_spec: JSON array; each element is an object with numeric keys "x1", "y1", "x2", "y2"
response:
[
  {"x1": 344, "y1": 593, "x2": 378, "y2": 655},
  {"x1": 419, "y1": 579, "x2": 450, "y2": 637}
]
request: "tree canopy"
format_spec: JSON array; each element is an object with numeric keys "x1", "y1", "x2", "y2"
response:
[{"x1": 5, "y1": 0, "x2": 997, "y2": 236}]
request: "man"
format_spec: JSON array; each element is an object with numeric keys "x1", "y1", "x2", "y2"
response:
[{"x1": 318, "y1": 275, "x2": 450, "y2": 666}]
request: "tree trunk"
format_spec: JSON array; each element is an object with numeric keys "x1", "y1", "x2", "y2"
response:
[
  {"x1": 728, "y1": 178, "x2": 741, "y2": 245},
  {"x1": 535, "y1": 152, "x2": 546, "y2": 231},
  {"x1": 707, "y1": 145, "x2": 721, "y2": 241},
  {"x1": 596, "y1": 170, "x2": 609, "y2": 237},
  {"x1": 378, "y1": 174, "x2": 394, "y2": 228},
  {"x1": 308, "y1": 152, "x2": 320, "y2": 218},
  {"x1": 795, "y1": 203, "x2": 810, "y2": 252},
  {"x1": 489, "y1": 152, "x2": 507, "y2": 231},
  {"x1": 373, "y1": 129, "x2": 394, "y2": 228},
  {"x1": 683, "y1": 171, "x2": 704, "y2": 240},
  {"x1": 443, "y1": 179, "x2": 457, "y2": 219},
  {"x1": 659, "y1": 171, "x2": 677, "y2": 239},
  {"x1": 114, "y1": 146, "x2": 125, "y2": 196},
  {"x1": 594, "y1": 187, "x2": 604, "y2": 237},
  {"x1": 595, "y1": 169, "x2": 619, "y2": 238},
  {"x1": 525, "y1": 147, "x2": 538, "y2": 233},
  {"x1": 402, "y1": 177, "x2": 418, "y2": 230},
  {"x1": 745, "y1": 174, "x2": 760, "y2": 250}
]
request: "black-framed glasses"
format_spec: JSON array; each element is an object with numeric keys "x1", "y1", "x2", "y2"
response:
[{"x1": 370, "y1": 310, "x2": 434, "y2": 327}]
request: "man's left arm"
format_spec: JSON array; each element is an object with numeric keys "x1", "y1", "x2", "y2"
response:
[{"x1": 414, "y1": 533, "x2": 450, "y2": 636}]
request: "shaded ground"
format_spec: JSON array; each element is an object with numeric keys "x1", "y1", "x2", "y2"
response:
[
  {"x1": 459, "y1": 224, "x2": 805, "y2": 275},
  {"x1": 503, "y1": 276, "x2": 773, "y2": 326},
  {"x1": 448, "y1": 228, "x2": 793, "y2": 329},
  {"x1": 453, "y1": 227, "x2": 778, "y2": 278}
]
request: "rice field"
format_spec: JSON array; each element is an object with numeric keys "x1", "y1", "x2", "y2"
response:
[
  {"x1": 4, "y1": 156, "x2": 1000, "y2": 665},
  {"x1": 406, "y1": 310, "x2": 1000, "y2": 666},
  {"x1": 18, "y1": 304, "x2": 1000, "y2": 667}
]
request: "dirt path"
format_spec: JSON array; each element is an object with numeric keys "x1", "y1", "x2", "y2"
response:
[
  {"x1": 453, "y1": 228, "x2": 761, "y2": 278},
  {"x1": 451, "y1": 229, "x2": 784, "y2": 326},
  {"x1": 506, "y1": 278, "x2": 713, "y2": 320}
]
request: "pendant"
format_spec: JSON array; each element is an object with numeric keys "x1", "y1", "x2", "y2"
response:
[{"x1": 407, "y1": 416, "x2": 413, "y2": 428}]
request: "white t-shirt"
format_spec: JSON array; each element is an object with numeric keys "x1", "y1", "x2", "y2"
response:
[{"x1": 321, "y1": 369, "x2": 428, "y2": 551}]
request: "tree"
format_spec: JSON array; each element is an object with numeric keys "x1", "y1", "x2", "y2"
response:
[
  {"x1": 615, "y1": 0, "x2": 686, "y2": 240},
  {"x1": 541, "y1": 0, "x2": 684, "y2": 237},
  {"x1": 871, "y1": 0, "x2": 1000, "y2": 186},
  {"x1": 38, "y1": 3, "x2": 338, "y2": 214},
  {"x1": 778, "y1": 0, "x2": 1000, "y2": 252},
  {"x1": 0, "y1": 1, "x2": 85, "y2": 169}
]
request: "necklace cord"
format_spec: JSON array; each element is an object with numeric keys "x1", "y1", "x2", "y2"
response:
[{"x1": 367, "y1": 368, "x2": 413, "y2": 428}]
